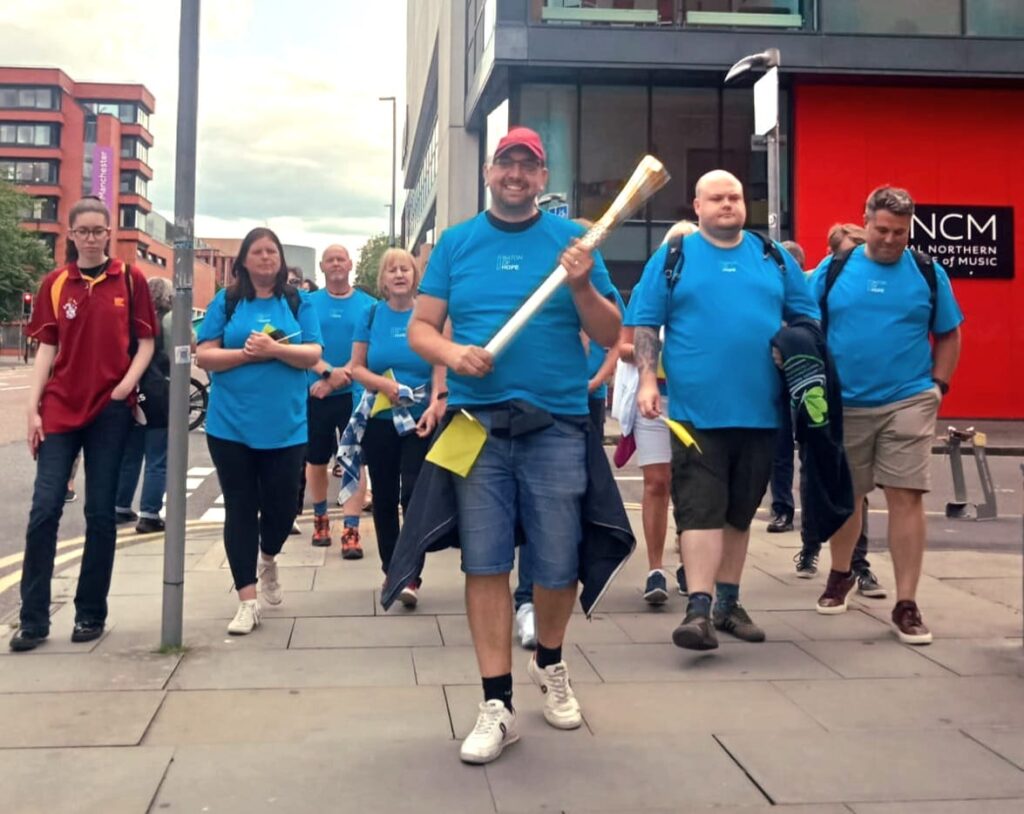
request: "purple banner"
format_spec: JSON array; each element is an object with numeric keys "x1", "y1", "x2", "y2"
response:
[{"x1": 90, "y1": 145, "x2": 114, "y2": 211}]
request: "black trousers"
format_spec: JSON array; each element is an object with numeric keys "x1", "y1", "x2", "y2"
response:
[
  {"x1": 361, "y1": 419, "x2": 430, "y2": 573},
  {"x1": 207, "y1": 435, "x2": 306, "y2": 590}
]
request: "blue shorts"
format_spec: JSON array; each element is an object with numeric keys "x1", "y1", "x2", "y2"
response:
[{"x1": 453, "y1": 411, "x2": 587, "y2": 589}]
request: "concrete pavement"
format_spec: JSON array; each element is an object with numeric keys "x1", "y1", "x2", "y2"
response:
[{"x1": 0, "y1": 503, "x2": 1022, "y2": 814}]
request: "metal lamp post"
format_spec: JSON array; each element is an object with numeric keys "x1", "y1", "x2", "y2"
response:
[
  {"x1": 725, "y1": 48, "x2": 781, "y2": 242},
  {"x1": 379, "y1": 96, "x2": 397, "y2": 247}
]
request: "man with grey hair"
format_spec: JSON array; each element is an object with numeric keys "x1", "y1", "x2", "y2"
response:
[
  {"x1": 628, "y1": 170, "x2": 820, "y2": 652},
  {"x1": 809, "y1": 185, "x2": 963, "y2": 644}
]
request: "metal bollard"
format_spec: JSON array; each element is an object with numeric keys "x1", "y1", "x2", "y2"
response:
[{"x1": 944, "y1": 426, "x2": 998, "y2": 521}]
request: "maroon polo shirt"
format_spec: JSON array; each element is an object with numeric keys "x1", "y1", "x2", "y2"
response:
[{"x1": 28, "y1": 259, "x2": 157, "y2": 434}]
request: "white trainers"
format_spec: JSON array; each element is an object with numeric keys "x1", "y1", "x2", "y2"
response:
[
  {"x1": 459, "y1": 700, "x2": 518, "y2": 764},
  {"x1": 227, "y1": 599, "x2": 261, "y2": 635},
  {"x1": 527, "y1": 657, "x2": 582, "y2": 730},
  {"x1": 515, "y1": 602, "x2": 537, "y2": 649},
  {"x1": 257, "y1": 558, "x2": 283, "y2": 606}
]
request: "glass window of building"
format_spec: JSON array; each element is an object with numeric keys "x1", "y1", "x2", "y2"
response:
[
  {"x1": 535, "y1": 1, "x2": 672, "y2": 25},
  {"x1": 0, "y1": 123, "x2": 57, "y2": 146},
  {"x1": 0, "y1": 87, "x2": 57, "y2": 109},
  {"x1": 1, "y1": 160, "x2": 58, "y2": 184},
  {"x1": 120, "y1": 136, "x2": 150, "y2": 163},
  {"x1": 20, "y1": 196, "x2": 59, "y2": 221},
  {"x1": 579, "y1": 86, "x2": 648, "y2": 222},
  {"x1": 518, "y1": 84, "x2": 578, "y2": 217},
  {"x1": 682, "y1": 1, "x2": 807, "y2": 28},
  {"x1": 651, "y1": 87, "x2": 719, "y2": 223},
  {"x1": 820, "y1": 0, "x2": 961, "y2": 35},
  {"x1": 119, "y1": 171, "x2": 149, "y2": 198},
  {"x1": 966, "y1": 0, "x2": 1024, "y2": 37},
  {"x1": 120, "y1": 205, "x2": 147, "y2": 232}
]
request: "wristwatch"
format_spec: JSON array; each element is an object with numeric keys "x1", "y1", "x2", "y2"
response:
[
  {"x1": 932, "y1": 377, "x2": 949, "y2": 396},
  {"x1": 320, "y1": 366, "x2": 334, "y2": 380}
]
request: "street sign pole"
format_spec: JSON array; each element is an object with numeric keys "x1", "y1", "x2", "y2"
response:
[{"x1": 162, "y1": 0, "x2": 201, "y2": 649}]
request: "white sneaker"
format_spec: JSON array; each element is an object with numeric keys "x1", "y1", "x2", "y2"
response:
[
  {"x1": 257, "y1": 558, "x2": 283, "y2": 606},
  {"x1": 459, "y1": 700, "x2": 518, "y2": 764},
  {"x1": 515, "y1": 602, "x2": 537, "y2": 649},
  {"x1": 227, "y1": 599, "x2": 261, "y2": 635},
  {"x1": 528, "y1": 657, "x2": 582, "y2": 730}
]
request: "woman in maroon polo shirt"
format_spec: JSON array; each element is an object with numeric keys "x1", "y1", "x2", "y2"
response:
[{"x1": 10, "y1": 196, "x2": 157, "y2": 653}]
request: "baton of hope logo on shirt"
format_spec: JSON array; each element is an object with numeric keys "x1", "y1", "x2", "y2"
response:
[{"x1": 496, "y1": 254, "x2": 524, "y2": 273}]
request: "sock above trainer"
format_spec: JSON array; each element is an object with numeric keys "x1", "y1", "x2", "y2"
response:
[
  {"x1": 482, "y1": 673, "x2": 514, "y2": 712},
  {"x1": 688, "y1": 591, "x2": 712, "y2": 618},
  {"x1": 343, "y1": 515, "x2": 359, "y2": 529},
  {"x1": 715, "y1": 582, "x2": 740, "y2": 616},
  {"x1": 313, "y1": 500, "x2": 328, "y2": 516}
]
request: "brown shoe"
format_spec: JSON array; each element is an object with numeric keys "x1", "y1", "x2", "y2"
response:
[
  {"x1": 340, "y1": 527, "x2": 364, "y2": 560},
  {"x1": 311, "y1": 514, "x2": 331, "y2": 547},
  {"x1": 816, "y1": 570, "x2": 856, "y2": 615},
  {"x1": 892, "y1": 600, "x2": 933, "y2": 645}
]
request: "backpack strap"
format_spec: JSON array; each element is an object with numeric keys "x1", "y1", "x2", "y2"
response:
[
  {"x1": 663, "y1": 235, "x2": 685, "y2": 290},
  {"x1": 123, "y1": 261, "x2": 139, "y2": 355},
  {"x1": 819, "y1": 248, "x2": 854, "y2": 336},
  {"x1": 908, "y1": 247, "x2": 938, "y2": 333},
  {"x1": 366, "y1": 301, "x2": 379, "y2": 332},
  {"x1": 748, "y1": 230, "x2": 788, "y2": 275}
]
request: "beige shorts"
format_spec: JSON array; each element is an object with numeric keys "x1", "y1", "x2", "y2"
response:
[{"x1": 842, "y1": 386, "x2": 941, "y2": 496}]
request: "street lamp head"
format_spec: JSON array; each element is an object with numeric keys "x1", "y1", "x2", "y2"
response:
[
  {"x1": 724, "y1": 48, "x2": 781, "y2": 84},
  {"x1": 379, "y1": 95, "x2": 396, "y2": 102}
]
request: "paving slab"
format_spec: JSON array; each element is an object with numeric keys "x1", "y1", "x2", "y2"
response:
[
  {"x1": 412, "y1": 644, "x2": 601, "y2": 685},
  {"x1": 944, "y1": 578, "x2": 1023, "y2": 612},
  {"x1": 0, "y1": 746, "x2": 174, "y2": 814},
  {"x1": 923, "y1": 551, "x2": 1023, "y2": 579},
  {"x1": 0, "y1": 690, "x2": 164, "y2": 747},
  {"x1": 258, "y1": 587, "x2": 377, "y2": 618},
  {"x1": 272, "y1": 545, "x2": 329, "y2": 568},
  {"x1": 0, "y1": 651, "x2": 179, "y2": 693},
  {"x1": 909, "y1": 638, "x2": 1024, "y2": 677},
  {"x1": 607, "y1": 610, "x2": 807, "y2": 644},
  {"x1": 94, "y1": 617, "x2": 295, "y2": 654},
  {"x1": 774, "y1": 608, "x2": 892, "y2": 641},
  {"x1": 775, "y1": 676, "x2": 1024, "y2": 730},
  {"x1": 151, "y1": 740, "x2": 495, "y2": 813},
  {"x1": 436, "y1": 613, "x2": 631, "y2": 648},
  {"x1": 484, "y1": 734, "x2": 766, "y2": 810},
  {"x1": 374, "y1": 586, "x2": 469, "y2": 615},
  {"x1": 718, "y1": 729, "x2": 1024, "y2": 804},
  {"x1": 106, "y1": 569, "x2": 234, "y2": 596},
  {"x1": 851, "y1": 800, "x2": 1024, "y2": 813},
  {"x1": 112, "y1": 553, "x2": 202, "y2": 573},
  {"x1": 168, "y1": 646, "x2": 416, "y2": 690},
  {"x1": 145, "y1": 686, "x2": 451, "y2": 745},
  {"x1": 569, "y1": 807, "x2": 850, "y2": 814},
  {"x1": 289, "y1": 615, "x2": 443, "y2": 648},
  {"x1": 445, "y1": 683, "x2": 594, "y2": 741},
  {"x1": 580, "y1": 642, "x2": 839, "y2": 683},
  {"x1": 572, "y1": 681, "x2": 823, "y2": 735},
  {"x1": 0, "y1": 615, "x2": 112, "y2": 656},
  {"x1": 794, "y1": 640, "x2": 955, "y2": 679},
  {"x1": 965, "y1": 727, "x2": 1024, "y2": 771}
]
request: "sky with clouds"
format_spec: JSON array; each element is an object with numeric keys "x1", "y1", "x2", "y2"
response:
[{"x1": 1, "y1": 0, "x2": 406, "y2": 271}]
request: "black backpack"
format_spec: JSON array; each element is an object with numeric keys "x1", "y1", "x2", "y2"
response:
[
  {"x1": 819, "y1": 247, "x2": 937, "y2": 334},
  {"x1": 663, "y1": 229, "x2": 787, "y2": 290}
]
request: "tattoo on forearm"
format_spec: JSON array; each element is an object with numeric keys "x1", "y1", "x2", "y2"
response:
[{"x1": 634, "y1": 327, "x2": 661, "y2": 376}]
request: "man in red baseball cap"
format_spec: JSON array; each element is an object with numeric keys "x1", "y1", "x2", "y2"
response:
[{"x1": 493, "y1": 126, "x2": 546, "y2": 164}]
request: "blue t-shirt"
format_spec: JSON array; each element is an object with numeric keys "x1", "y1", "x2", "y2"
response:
[
  {"x1": 198, "y1": 290, "x2": 323, "y2": 449},
  {"x1": 420, "y1": 211, "x2": 619, "y2": 415},
  {"x1": 353, "y1": 301, "x2": 432, "y2": 420},
  {"x1": 306, "y1": 287, "x2": 376, "y2": 396},
  {"x1": 625, "y1": 231, "x2": 820, "y2": 430},
  {"x1": 810, "y1": 246, "x2": 963, "y2": 407}
]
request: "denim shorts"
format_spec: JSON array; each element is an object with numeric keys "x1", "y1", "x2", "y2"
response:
[{"x1": 453, "y1": 411, "x2": 587, "y2": 589}]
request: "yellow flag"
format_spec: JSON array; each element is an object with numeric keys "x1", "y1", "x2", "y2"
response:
[
  {"x1": 660, "y1": 416, "x2": 702, "y2": 454},
  {"x1": 426, "y1": 410, "x2": 488, "y2": 477},
  {"x1": 656, "y1": 351, "x2": 666, "y2": 380},
  {"x1": 371, "y1": 369, "x2": 396, "y2": 417}
]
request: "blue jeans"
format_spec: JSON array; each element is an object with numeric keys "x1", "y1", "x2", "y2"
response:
[
  {"x1": 115, "y1": 424, "x2": 169, "y2": 518},
  {"x1": 20, "y1": 400, "x2": 133, "y2": 632},
  {"x1": 454, "y1": 411, "x2": 587, "y2": 590},
  {"x1": 769, "y1": 402, "x2": 795, "y2": 520}
]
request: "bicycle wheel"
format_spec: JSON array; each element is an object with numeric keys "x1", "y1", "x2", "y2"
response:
[{"x1": 189, "y1": 378, "x2": 208, "y2": 431}]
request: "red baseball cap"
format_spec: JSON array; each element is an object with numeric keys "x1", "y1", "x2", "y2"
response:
[{"x1": 494, "y1": 126, "x2": 546, "y2": 163}]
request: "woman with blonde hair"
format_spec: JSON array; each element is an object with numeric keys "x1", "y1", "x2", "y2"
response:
[{"x1": 349, "y1": 248, "x2": 446, "y2": 607}]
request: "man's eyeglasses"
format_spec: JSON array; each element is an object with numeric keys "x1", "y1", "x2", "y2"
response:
[
  {"x1": 70, "y1": 227, "x2": 110, "y2": 239},
  {"x1": 493, "y1": 156, "x2": 543, "y2": 174}
]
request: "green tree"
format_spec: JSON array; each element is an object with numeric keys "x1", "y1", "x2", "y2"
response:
[
  {"x1": 352, "y1": 232, "x2": 390, "y2": 298},
  {"x1": 0, "y1": 181, "x2": 52, "y2": 321}
]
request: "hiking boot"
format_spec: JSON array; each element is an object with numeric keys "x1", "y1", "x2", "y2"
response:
[
  {"x1": 528, "y1": 657, "x2": 582, "y2": 730},
  {"x1": 856, "y1": 569, "x2": 888, "y2": 599},
  {"x1": 340, "y1": 527, "x2": 364, "y2": 559},
  {"x1": 257, "y1": 558, "x2": 283, "y2": 606},
  {"x1": 891, "y1": 600, "x2": 933, "y2": 645},
  {"x1": 713, "y1": 604, "x2": 766, "y2": 643},
  {"x1": 671, "y1": 610, "x2": 718, "y2": 651},
  {"x1": 643, "y1": 570, "x2": 668, "y2": 605},
  {"x1": 816, "y1": 570, "x2": 857, "y2": 615},
  {"x1": 767, "y1": 512, "x2": 794, "y2": 533},
  {"x1": 676, "y1": 564, "x2": 688, "y2": 596},
  {"x1": 459, "y1": 700, "x2": 518, "y2": 764},
  {"x1": 311, "y1": 514, "x2": 331, "y2": 547},
  {"x1": 794, "y1": 549, "x2": 819, "y2": 579}
]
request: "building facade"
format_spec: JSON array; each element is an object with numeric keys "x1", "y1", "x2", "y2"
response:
[
  {"x1": 0, "y1": 66, "x2": 216, "y2": 308},
  {"x1": 403, "y1": 0, "x2": 1024, "y2": 419}
]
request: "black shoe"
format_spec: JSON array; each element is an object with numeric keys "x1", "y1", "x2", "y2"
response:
[
  {"x1": 713, "y1": 604, "x2": 766, "y2": 643},
  {"x1": 71, "y1": 621, "x2": 105, "y2": 643},
  {"x1": 115, "y1": 509, "x2": 138, "y2": 524},
  {"x1": 643, "y1": 570, "x2": 668, "y2": 605},
  {"x1": 9, "y1": 628, "x2": 48, "y2": 652},
  {"x1": 794, "y1": 549, "x2": 819, "y2": 579},
  {"x1": 676, "y1": 565, "x2": 688, "y2": 596},
  {"x1": 766, "y1": 513, "x2": 794, "y2": 533},
  {"x1": 671, "y1": 611, "x2": 718, "y2": 651},
  {"x1": 135, "y1": 517, "x2": 165, "y2": 534}
]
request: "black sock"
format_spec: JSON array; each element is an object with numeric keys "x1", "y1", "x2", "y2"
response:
[
  {"x1": 687, "y1": 591, "x2": 713, "y2": 617},
  {"x1": 536, "y1": 642, "x2": 562, "y2": 669},
  {"x1": 482, "y1": 673, "x2": 513, "y2": 712}
]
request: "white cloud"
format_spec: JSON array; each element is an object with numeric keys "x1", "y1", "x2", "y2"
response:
[{"x1": 1, "y1": 0, "x2": 405, "y2": 259}]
